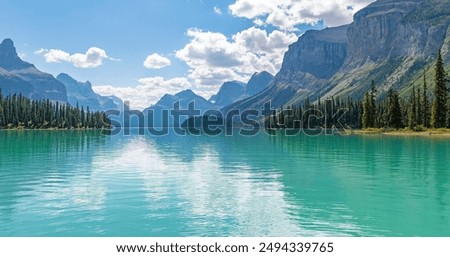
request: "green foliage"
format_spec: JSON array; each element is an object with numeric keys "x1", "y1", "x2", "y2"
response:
[
  {"x1": 387, "y1": 89, "x2": 403, "y2": 129},
  {"x1": 431, "y1": 50, "x2": 448, "y2": 128},
  {"x1": 362, "y1": 81, "x2": 377, "y2": 128},
  {"x1": 362, "y1": 92, "x2": 371, "y2": 129},
  {"x1": 266, "y1": 95, "x2": 363, "y2": 130},
  {"x1": 0, "y1": 91, "x2": 110, "y2": 129},
  {"x1": 408, "y1": 87, "x2": 418, "y2": 129},
  {"x1": 422, "y1": 72, "x2": 431, "y2": 127},
  {"x1": 268, "y1": 51, "x2": 449, "y2": 131}
]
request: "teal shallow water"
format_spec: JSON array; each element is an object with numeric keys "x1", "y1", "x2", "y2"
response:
[{"x1": 0, "y1": 130, "x2": 449, "y2": 236}]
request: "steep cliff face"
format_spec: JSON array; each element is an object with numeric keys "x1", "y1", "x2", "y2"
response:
[
  {"x1": 227, "y1": 0, "x2": 450, "y2": 112},
  {"x1": 324, "y1": 0, "x2": 450, "y2": 99},
  {"x1": 344, "y1": 0, "x2": 421, "y2": 68},
  {"x1": 225, "y1": 25, "x2": 349, "y2": 112},
  {"x1": 0, "y1": 39, "x2": 67, "y2": 102},
  {"x1": 280, "y1": 25, "x2": 349, "y2": 80}
]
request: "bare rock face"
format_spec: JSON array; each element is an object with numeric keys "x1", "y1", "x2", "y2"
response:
[
  {"x1": 325, "y1": 0, "x2": 450, "y2": 99},
  {"x1": 345, "y1": 0, "x2": 447, "y2": 68},
  {"x1": 280, "y1": 25, "x2": 349, "y2": 80},
  {"x1": 228, "y1": 0, "x2": 450, "y2": 112},
  {"x1": 225, "y1": 25, "x2": 349, "y2": 112}
]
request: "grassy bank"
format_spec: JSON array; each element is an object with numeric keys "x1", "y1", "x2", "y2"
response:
[{"x1": 347, "y1": 128, "x2": 450, "y2": 136}]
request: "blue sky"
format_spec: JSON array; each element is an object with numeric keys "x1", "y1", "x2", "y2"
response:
[{"x1": 0, "y1": 0, "x2": 374, "y2": 109}]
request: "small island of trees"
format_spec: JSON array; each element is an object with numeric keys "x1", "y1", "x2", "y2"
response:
[{"x1": 0, "y1": 92, "x2": 110, "y2": 130}]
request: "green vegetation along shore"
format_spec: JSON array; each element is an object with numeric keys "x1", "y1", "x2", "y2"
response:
[
  {"x1": 0, "y1": 91, "x2": 110, "y2": 130},
  {"x1": 268, "y1": 51, "x2": 450, "y2": 133},
  {"x1": 347, "y1": 128, "x2": 450, "y2": 137}
]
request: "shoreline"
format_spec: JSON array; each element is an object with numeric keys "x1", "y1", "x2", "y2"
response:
[
  {"x1": 346, "y1": 128, "x2": 450, "y2": 137},
  {"x1": 0, "y1": 127, "x2": 107, "y2": 131},
  {"x1": 2, "y1": 127, "x2": 450, "y2": 137}
]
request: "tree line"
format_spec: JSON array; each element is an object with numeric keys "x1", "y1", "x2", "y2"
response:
[
  {"x1": 267, "y1": 50, "x2": 449, "y2": 130},
  {"x1": 0, "y1": 91, "x2": 110, "y2": 129}
]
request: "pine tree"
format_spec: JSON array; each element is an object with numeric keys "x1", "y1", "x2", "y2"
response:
[
  {"x1": 369, "y1": 81, "x2": 377, "y2": 128},
  {"x1": 0, "y1": 92, "x2": 109, "y2": 130},
  {"x1": 387, "y1": 89, "x2": 403, "y2": 129},
  {"x1": 422, "y1": 71, "x2": 430, "y2": 127},
  {"x1": 431, "y1": 50, "x2": 448, "y2": 128},
  {"x1": 361, "y1": 81, "x2": 378, "y2": 129},
  {"x1": 417, "y1": 87, "x2": 423, "y2": 126},
  {"x1": 362, "y1": 92, "x2": 372, "y2": 129},
  {"x1": 448, "y1": 98, "x2": 450, "y2": 128},
  {"x1": 408, "y1": 87, "x2": 418, "y2": 129}
]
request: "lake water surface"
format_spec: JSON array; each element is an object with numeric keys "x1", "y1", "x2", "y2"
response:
[{"x1": 0, "y1": 130, "x2": 449, "y2": 236}]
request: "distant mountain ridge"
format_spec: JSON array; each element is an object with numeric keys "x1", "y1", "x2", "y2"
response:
[
  {"x1": 4, "y1": 0, "x2": 449, "y2": 120},
  {"x1": 144, "y1": 89, "x2": 215, "y2": 127},
  {"x1": 0, "y1": 38, "x2": 125, "y2": 112},
  {"x1": 245, "y1": 71, "x2": 275, "y2": 96},
  {"x1": 209, "y1": 81, "x2": 246, "y2": 108},
  {"x1": 57, "y1": 73, "x2": 123, "y2": 111},
  {"x1": 0, "y1": 38, "x2": 67, "y2": 102},
  {"x1": 210, "y1": 71, "x2": 273, "y2": 109}
]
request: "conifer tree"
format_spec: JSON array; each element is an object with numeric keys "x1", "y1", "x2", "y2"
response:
[
  {"x1": 370, "y1": 81, "x2": 377, "y2": 127},
  {"x1": 431, "y1": 50, "x2": 448, "y2": 128},
  {"x1": 362, "y1": 92, "x2": 372, "y2": 129},
  {"x1": 422, "y1": 71, "x2": 430, "y2": 127},
  {"x1": 408, "y1": 87, "x2": 418, "y2": 129},
  {"x1": 387, "y1": 89, "x2": 403, "y2": 129},
  {"x1": 417, "y1": 87, "x2": 423, "y2": 126}
]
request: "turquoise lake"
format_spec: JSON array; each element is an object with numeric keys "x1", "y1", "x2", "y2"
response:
[{"x1": 0, "y1": 130, "x2": 449, "y2": 236}]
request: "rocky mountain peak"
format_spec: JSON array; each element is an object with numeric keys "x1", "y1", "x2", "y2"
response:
[
  {"x1": 57, "y1": 73, "x2": 78, "y2": 85},
  {"x1": 209, "y1": 81, "x2": 246, "y2": 108},
  {"x1": 245, "y1": 71, "x2": 273, "y2": 96},
  {"x1": 0, "y1": 38, "x2": 34, "y2": 71},
  {"x1": 0, "y1": 38, "x2": 14, "y2": 50},
  {"x1": 175, "y1": 89, "x2": 196, "y2": 98}
]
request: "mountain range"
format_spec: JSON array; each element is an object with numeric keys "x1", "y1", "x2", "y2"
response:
[
  {"x1": 0, "y1": 38, "x2": 67, "y2": 102},
  {"x1": 57, "y1": 73, "x2": 123, "y2": 111},
  {"x1": 209, "y1": 71, "x2": 274, "y2": 108},
  {"x1": 142, "y1": 71, "x2": 274, "y2": 126},
  {"x1": 1, "y1": 0, "x2": 449, "y2": 124},
  {"x1": 0, "y1": 39, "x2": 122, "y2": 111},
  {"x1": 226, "y1": 0, "x2": 450, "y2": 113}
]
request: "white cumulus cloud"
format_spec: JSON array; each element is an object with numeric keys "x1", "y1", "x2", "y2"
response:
[
  {"x1": 143, "y1": 53, "x2": 171, "y2": 69},
  {"x1": 229, "y1": 0, "x2": 376, "y2": 30},
  {"x1": 92, "y1": 77, "x2": 196, "y2": 110},
  {"x1": 41, "y1": 49, "x2": 71, "y2": 63},
  {"x1": 36, "y1": 47, "x2": 115, "y2": 68},
  {"x1": 175, "y1": 27, "x2": 297, "y2": 95}
]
